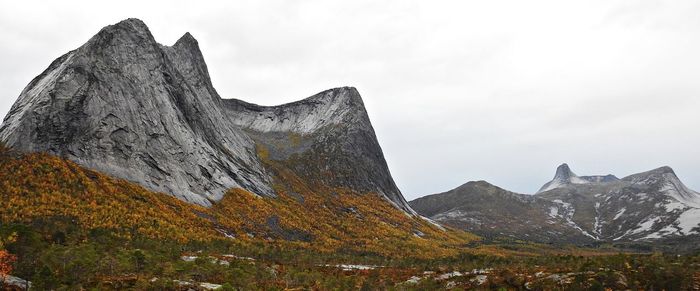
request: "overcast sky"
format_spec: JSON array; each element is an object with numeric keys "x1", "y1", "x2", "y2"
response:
[{"x1": 1, "y1": 0, "x2": 699, "y2": 200}]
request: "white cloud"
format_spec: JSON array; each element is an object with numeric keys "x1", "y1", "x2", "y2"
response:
[{"x1": 1, "y1": 0, "x2": 699, "y2": 199}]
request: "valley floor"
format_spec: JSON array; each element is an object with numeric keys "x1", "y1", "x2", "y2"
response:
[
  {"x1": 0, "y1": 146, "x2": 698, "y2": 290},
  {"x1": 1, "y1": 223, "x2": 698, "y2": 290}
]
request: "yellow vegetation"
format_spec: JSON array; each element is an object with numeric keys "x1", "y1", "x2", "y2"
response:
[
  {"x1": 0, "y1": 147, "x2": 477, "y2": 258},
  {"x1": 0, "y1": 151, "x2": 219, "y2": 243}
]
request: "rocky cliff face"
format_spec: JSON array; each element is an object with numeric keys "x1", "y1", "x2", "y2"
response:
[
  {"x1": 223, "y1": 88, "x2": 412, "y2": 212},
  {"x1": 412, "y1": 164, "x2": 700, "y2": 248},
  {"x1": 0, "y1": 18, "x2": 411, "y2": 212}
]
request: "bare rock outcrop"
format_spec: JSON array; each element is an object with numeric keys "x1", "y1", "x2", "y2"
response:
[{"x1": 0, "y1": 18, "x2": 412, "y2": 212}]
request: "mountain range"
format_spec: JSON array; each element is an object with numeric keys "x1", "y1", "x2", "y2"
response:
[
  {"x1": 410, "y1": 163, "x2": 700, "y2": 250},
  {"x1": 1, "y1": 18, "x2": 698, "y2": 253},
  {"x1": 1, "y1": 17, "x2": 699, "y2": 290}
]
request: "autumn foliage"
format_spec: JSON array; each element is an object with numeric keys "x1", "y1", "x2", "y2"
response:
[
  {"x1": 0, "y1": 250, "x2": 15, "y2": 279},
  {"x1": 0, "y1": 231, "x2": 17, "y2": 280},
  {"x1": 0, "y1": 144, "x2": 476, "y2": 259}
]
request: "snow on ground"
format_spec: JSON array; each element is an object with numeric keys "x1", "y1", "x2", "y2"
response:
[
  {"x1": 434, "y1": 210, "x2": 483, "y2": 225},
  {"x1": 661, "y1": 174, "x2": 700, "y2": 208},
  {"x1": 678, "y1": 208, "x2": 700, "y2": 235},
  {"x1": 539, "y1": 180, "x2": 563, "y2": 193},
  {"x1": 664, "y1": 201, "x2": 687, "y2": 212},
  {"x1": 615, "y1": 215, "x2": 662, "y2": 241},
  {"x1": 552, "y1": 199, "x2": 598, "y2": 240},
  {"x1": 434, "y1": 210, "x2": 468, "y2": 220},
  {"x1": 593, "y1": 202, "x2": 602, "y2": 236},
  {"x1": 613, "y1": 208, "x2": 626, "y2": 220},
  {"x1": 323, "y1": 264, "x2": 379, "y2": 271},
  {"x1": 570, "y1": 176, "x2": 590, "y2": 185},
  {"x1": 642, "y1": 224, "x2": 681, "y2": 240},
  {"x1": 552, "y1": 199, "x2": 570, "y2": 209},
  {"x1": 626, "y1": 216, "x2": 661, "y2": 239},
  {"x1": 635, "y1": 217, "x2": 659, "y2": 233}
]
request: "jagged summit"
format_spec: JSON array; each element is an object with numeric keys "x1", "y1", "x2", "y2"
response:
[
  {"x1": 0, "y1": 19, "x2": 413, "y2": 212},
  {"x1": 175, "y1": 32, "x2": 198, "y2": 46},
  {"x1": 553, "y1": 163, "x2": 575, "y2": 180},
  {"x1": 537, "y1": 163, "x2": 619, "y2": 193}
]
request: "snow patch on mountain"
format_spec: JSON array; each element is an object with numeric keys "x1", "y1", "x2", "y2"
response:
[
  {"x1": 552, "y1": 199, "x2": 598, "y2": 240},
  {"x1": 613, "y1": 208, "x2": 626, "y2": 220},
  {"x1": 593, "y1": 202, "x2": 602, "y2": 236},
  {"x1": 660, "y1": 173, "x2": 700, "y2": 208},
  {"x1": 677, "y1": 208, "x2": 700, "y2": 235}
]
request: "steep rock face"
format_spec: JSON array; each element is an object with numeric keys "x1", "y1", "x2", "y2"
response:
[
  {"x1": 0, "y1": 18, "x2": 411, "y2": 212},
  {"x1": 0, "y1": 19, "x2": 274, "y2": 206},
  {"x1": 222, "y1": 88, "x2": 413, "y2": 213}
]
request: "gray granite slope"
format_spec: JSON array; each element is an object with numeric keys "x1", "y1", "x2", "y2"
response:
[{"x1": 0, "y1": 18, "x2": 412, "y2": 212}]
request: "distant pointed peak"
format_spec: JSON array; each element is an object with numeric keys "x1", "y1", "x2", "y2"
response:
[{"x1": 554, "y1": 163, "x2": 576, "y2": 180}]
